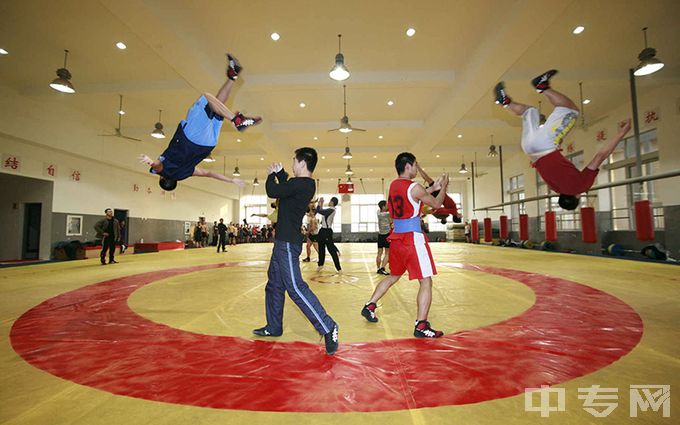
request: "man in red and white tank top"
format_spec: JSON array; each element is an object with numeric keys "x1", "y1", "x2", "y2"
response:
[{"x1": 361, "y1": 152, "x2": 450, "y2": 338}]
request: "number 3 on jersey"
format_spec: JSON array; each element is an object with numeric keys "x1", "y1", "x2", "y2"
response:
[{"x1": 389, "y1": 195, "x2": 405, "y2": 218}]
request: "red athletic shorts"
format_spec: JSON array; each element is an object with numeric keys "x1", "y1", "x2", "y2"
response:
[{"x1": 388, "y1": 233, "x2": 437, "y2": 280}]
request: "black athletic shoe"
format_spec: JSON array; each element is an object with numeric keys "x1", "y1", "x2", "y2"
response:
[
  {"x1": 226, "y1": 53, "x2": 242, "y2": 81},
  {"x1": 531, "y1": 69, "x2": 558, "y2": 93},
  {"x1": 361, "y1": 302, "x2": 378, "y2": 322},
  {"x1": 414, "y1": 320, "x2": 444, "y2": 338},
  {"x1": 232, "y1": 112, "x2": 262, "y2": 132},
  {"x1": 377, "y1": 268, "x2": 389, "y2": 276},
  {"x1": 494, "y1": 82, "x2": 512, "y2": 107},
  {"x1": 452, "y1": 214, "x2": 462, "y2": 223},
  {"x1": 109, "y1": 260, "x2": 118, "y2": 264},
  {"x1": 252, "y1": 327, "x2": 282, "y2": 337},
  {"x1": 100, "y1": 259, "x2": 107, "y2": 265},
  {"x1": 324, "y1": 323, "x2": 339, "y2": 355},
  {"x1": 302, "y1": 257, "x2": 311, "y2": 262}
]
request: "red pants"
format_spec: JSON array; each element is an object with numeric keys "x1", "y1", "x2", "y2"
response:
[{"x1": 433, "y1": 195, "x2": 458, "y2": 218}]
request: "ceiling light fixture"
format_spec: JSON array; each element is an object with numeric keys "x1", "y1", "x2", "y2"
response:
[
  {"x1": 299, "y1": 102, "x2": 306, "y2": 108},
  {"x1": 634, "y1": 27, "x2": 664, "y2": 76},
  {"x1": 488, "y1": 145, "x2": 498, "y2": 157},
  {"x1": 313, "y1": 136, "x2": 318, "y2": 140},
  {"x1": 0, "y1": 48, "x2": 8, "y2": 55},
  {"x1": 271, "y1": 32, "x2": 280, "y2": 41},
  {"x1": 387, "y1": 100, "x2": 394, "y2": 106},
  {"x1": 406, "y1": 28, "x2": 416, "y2": 37},
  {"x1": 49, "y1": 49, "x2": 75, "y2": 94},
  {"x1": 236, "y1": 138, "x2": 241, "y2": 143},
  {"x1": 253, "y1": 172, "x2": 260, "y2": 186},
  {"x1": 457, "y1": 134, "x2": 463, "y2": 139},
  {"x1": 378, "y1": 135, "x2": 383, "y2": 139},
  {"x1": 232, "y1": 160, "x2": 240, "y2": 176},
  {"x1": 203, "y1": 155, "x2": 216, "y2": 163},
  {"x1": 151, "y1": 109, "x2": 165, "y2": 139},
  {"x1": 329, "y1": 34, "x2": 350, "y2": 81},
  {"x1": 342, "y1": 137, "x2": 353, "y2": 159},
  {"x1": 572, "y1": 26, "x2": 585, "y2": 35},
  {"x1": 582, "y1": 99, "x2": 591, "y2": 105},
  {"x1": 459, "y1": 155, "x2": 468, "y2": 174},
  {"x1": 116, "y1": 42, "x2": 127, "y2": 50},
  {"x1": 345, "y1": 161, "x2": 354, "y2": 175},
  {"x1": 321, "y1": 156, "x2": 326, "y2": 160}
]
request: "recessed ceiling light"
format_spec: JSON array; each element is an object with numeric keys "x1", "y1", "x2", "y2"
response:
[
  {"x1": 387, "y1": 100, "x2": 394, "y2": 106},
  {"x1": 572, "y1": 26, "x2": 585, "y2": 35},
  {"x1": 0, "y1": 48, "x2": 8, "y2": 55},
  {"x1": 582, "y1": 99, "x2": 591, "y2": 104},
  {"x1": 321, "y1": 156, "x2": 326, "y2": 159},
  {"x1": 236, "y1": 138, "x2": 241, "y2": 143},
  {"x1": 271, "y1": 32, "x2": 280, "y2": 41},
  {"x1": 116, "y1": 42, "x2": 127, "y2": 50},
  {"x1": 260, "y1": 157, "x2": 264, "y2": 161},
  {"x1": 299, "y1": 102, "x2": 306, "y2": 108},
  {"x1": 118, "y1": 110, "x2": 125, "y2": 115},
  {"x1": 326, "y1": 169, "x2": 330, "y2": 172},
  {"x1": 378, "y1": 135, "x2": 383, "y2": 139},
  {"x1": 406, "y1": 28, "x2": 416, "y2": 37},
  {"x1": 436, "y1": 154, "x2": 440, "y2": 158},
  {"x1": 457, "y1": 134, "x2": 463, "y2": 138},
  {"x1": 370, "y1": 169, "x2": 374, "y2": 172},
  {"x1": 313, "y1": 136, "x2": 318, "y2": 140},
  {"x1": 373, "y1": 155, "x2": 377, "y2": 158}
]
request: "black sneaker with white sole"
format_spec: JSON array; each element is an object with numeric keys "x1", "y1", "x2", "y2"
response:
[
  {"x1": 226, "y1": 53, "x2": 242, "y2": 81},
  {"x1": 494, "y1": 82, "x2": 512, "y2": 107},
  {"x1": 413, "y1": 320, "x2": 444, "y2": 338},
  {"x1": 531, "y1": 69, "x2": 558, "y2": 93},
  {"x1": 324, "y1": 323, "x2": 339, "y2": 355},
  {"x1": 252, "y1": 326, "x2": 282, "y2": 337},
  {"x1": 361, "y1": 302, "x2": 378, "y2": 322}
]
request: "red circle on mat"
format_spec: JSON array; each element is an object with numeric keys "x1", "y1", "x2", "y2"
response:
[{"x1": 10, "y1": 261, "x2": 643, "y2": 412}]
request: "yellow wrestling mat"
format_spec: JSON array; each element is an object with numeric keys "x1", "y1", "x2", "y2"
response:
[{"x1": 1, "y1": 243, "x2": 678, "y2": 424}]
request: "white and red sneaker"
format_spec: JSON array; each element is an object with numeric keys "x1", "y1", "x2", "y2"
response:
[{"x1": 226, "y1": 53, "x2": 242, "y2": 81}]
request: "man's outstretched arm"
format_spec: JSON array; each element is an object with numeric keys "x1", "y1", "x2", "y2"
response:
[
  {"x1": 193, "y1": 167, "x2": 246, "y2": 187},
  {"x1": 586, "y1": 119, "x2": 632, "y2": 171}
]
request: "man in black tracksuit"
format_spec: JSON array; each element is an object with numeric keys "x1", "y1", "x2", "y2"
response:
[
  {"x1": 252, "y1": 147, "x2": 339, "y2": 355},
  {"x1": 316, "y1": 197, "x2": 342, "y2": 273},
  {"x1": 94, "y1": 208, "x2": 120, "y2": 265},
  {"x1": 216, "y1": 218, "x2": 228, "y2": 252}
]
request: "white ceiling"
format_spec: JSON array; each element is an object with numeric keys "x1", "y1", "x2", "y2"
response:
[{"x1": 1, "y1": 0, "x2": 678, "y2": 181}]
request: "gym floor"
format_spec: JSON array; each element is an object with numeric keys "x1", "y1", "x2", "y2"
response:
[{"x1": 1, "y1": 243, "x2": 678, "y2": 424}]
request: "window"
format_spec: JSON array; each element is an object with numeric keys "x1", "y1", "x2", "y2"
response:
[
  {"x1": 508, "y1": 175, "x2": 525, "y2": 232},
  {"x1": 241, "y1": 195, "x2": 269, "y2": 226},
  {"x1": 351, "y1": 194, "x2": 384, "y2": 232},
  {"x1": 427, "y1": 193, "x2": 463, "y2": 232},
  {"x1": 605, "y1": 129, "x2": 662, "y2": 230},
  {"x1": 316, "y1": 193, "x2": 342, "y2": 232},
  {"x1": 537, "y1": 151, "x2": 584, "y2": 231}
]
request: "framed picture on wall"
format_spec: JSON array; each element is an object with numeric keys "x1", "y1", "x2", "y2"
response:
[
  {"x1": 184, "y1": 221, "x2": 192, "y2": 235},
  {"x1": 66, "y1": 215, "x2": 83, "y2": 236}
]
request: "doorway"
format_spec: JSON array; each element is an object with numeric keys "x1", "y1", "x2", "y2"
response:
[
  {"x1": 23, "y1": 203, "x2": 42, "y2": 260},
  {"x1": 114, "y1": 209, "x2": 129, "y2": 247}
]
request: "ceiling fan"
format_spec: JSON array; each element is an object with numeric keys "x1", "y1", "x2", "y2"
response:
[
  {"x1": 98, "y1": 94, "x2": 142, "y2": 141},
  {"x1": 328, "y1": 85, "x2": 366, "y2": 133}
]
